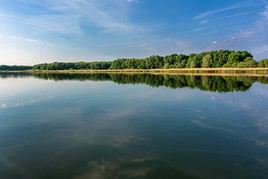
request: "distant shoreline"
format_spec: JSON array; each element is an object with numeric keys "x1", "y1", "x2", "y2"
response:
[
  {"x1": 1, "y1": 68, "x2": 268, "y2": 77},
  {"x1": 1, "y1": 50, "x2": 268, "y2": 72}
]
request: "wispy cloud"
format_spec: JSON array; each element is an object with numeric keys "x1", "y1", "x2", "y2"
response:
[
  {"x1": 225, "y1": 5, "x2": 268, "y2": 42},
  {"x1": 199, "y1": 11, "x2": 255, "y2": 24},
  {"x1": 191, "y1": 1, "x2": 268, "y2": 59},
  {"x1": 193, "y1": 3, "x2": 249, "y2": 20},
  {"x1": 0, "y1": 0, "x2": 145, "y2": 36},
  {"x1": 0, "y1": 0, "x2": 267, "y2": 64},
  {"x1": 189, "y1": 27, "x2": 206, "y2": 32},
  {"x1": 126, "y1": 0, "x2": 141, "y2": 4},
  {"x1": 10, "y1": 35, "x2": 42, "y2": 43},
  {"x1": 9, "y1": 35, "x2": 54, "y2": 47},
  {"x1": 42, "y1": 1, "x2": 140, "y2": 34}
]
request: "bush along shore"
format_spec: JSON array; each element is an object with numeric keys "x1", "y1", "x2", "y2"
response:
[{"x1": 1, "y1": 50, "x2": 268, "y2": 72}]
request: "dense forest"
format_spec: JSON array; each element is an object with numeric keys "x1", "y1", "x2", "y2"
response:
[
  {"x1": 1, "y1": 50, "x2": 268, "y2": 71},
  {"x1": 32, "y1": 50, "x2": 267, "y2": 70},
  {"x1": 0, "y1": 65, "x2": 32, "y2": 71}
]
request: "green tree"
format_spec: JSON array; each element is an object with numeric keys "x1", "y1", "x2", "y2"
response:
[
  {"x1": 202, "y1": 54, "x2": 213, "y2": 68},
  {"x1": 237, "y1": 57, "x2": 258, "y2": 68},
  {"x1": 30, "y1": 50, "x2": 262, "y2": 70},
  {"x1": 258, "y1": 59, "x2": 268, "y2": 67}
]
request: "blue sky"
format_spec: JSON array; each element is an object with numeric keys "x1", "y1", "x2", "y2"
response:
[{"x1": 0, "y1": 0, "x2": 268, "y2": 65}]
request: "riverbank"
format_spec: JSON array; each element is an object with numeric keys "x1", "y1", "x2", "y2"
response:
[
  {"x1": 1, "y1": 68, "x2": 268, "y2": 77},
  {"x1": 29, "y1": 68, "x2": 268, "y2": 76}
]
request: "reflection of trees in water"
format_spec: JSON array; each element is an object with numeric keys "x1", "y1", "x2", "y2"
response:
[
  {"x1": 1, "y1": 72, "x2": 266, "y2": 92},
  {"x1": 0, "y1": 72, "x2": 32, "y2": 79},
  {"x1": 109, "y1": 75, "x2": 255, "y2": 92},
  {"x1": 27, "y1": 73, "x2": 268, "y2": 92}
]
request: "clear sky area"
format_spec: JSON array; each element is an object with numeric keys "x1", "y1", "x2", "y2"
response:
[{"x1": 0, "y1": 0, "x2": 267, "y2": 65}]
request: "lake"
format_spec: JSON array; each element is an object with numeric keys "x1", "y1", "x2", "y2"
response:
[{"x1": 0, "y1": 73, "x2": 268, "y2": 179}]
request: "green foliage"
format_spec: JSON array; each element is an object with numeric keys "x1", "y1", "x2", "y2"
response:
[
  {"x1": 30, "y1": 50, "x2": 262, "y2": 70},
  {"x1": 223, "y1": 51, "x2": 254, "y2": 67},
  {"x1": 0, "y1": 65, "x2": 32, "y2": 71},
  {"x1": 237, "y1": 57, "x2": 258, "y2": 68},
  {"x1": 33, "y1": 61, "x2": 112, "y2": 70},
  {"x1": 258, "y1": 59, "x2": 268, "y2": 68},
  {"x1": 202, "y1": 54, "x2": 213, "y2": 68},
  {"x1": 163, "y1": 54, "x2": 187, "y2": 68}
]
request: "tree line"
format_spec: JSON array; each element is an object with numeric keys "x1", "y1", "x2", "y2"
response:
[
  {"x1": 0, "y1": 65, "x2": 32, "y2": 71},
  {"x1": 32, "y1": 50, "x2": 268, "y2": 70},
  {"x1": 1, "y1": 50, "x2": 268, "y2": 71}
]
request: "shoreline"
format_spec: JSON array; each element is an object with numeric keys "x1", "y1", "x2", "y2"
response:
[{"x1": 1, "y1": 68, "x2": 268, "y2": 77}]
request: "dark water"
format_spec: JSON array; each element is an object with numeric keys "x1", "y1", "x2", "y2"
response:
[{"x1": 0, "y1": 73, "x2": 268, "y2": 179}]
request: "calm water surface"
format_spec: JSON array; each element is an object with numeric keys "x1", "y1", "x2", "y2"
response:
[{"x1": 0, "y1": 73, "x2": 268, "y2": 179}]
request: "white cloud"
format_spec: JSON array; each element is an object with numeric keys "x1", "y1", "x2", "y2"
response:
[
  {"x1": 225, "y1": 4, "x2": 268, "y2": 42},
  {"x1": 205, "y1": 2, "x2": 268, "y2": 58},
  {"x1": 200, "y1": 20, "x2": 208, "y2": 24},
  {"x1": 0, "y1": 0, "x2": 145, "y2": 36},
  {"x1": 189, "y1": 27, "x2": 206, "y2": 32},
  {"x1": 33, "y1": 0, "x2": 140, "y2": 34},
  {"x1": 263, "y1": 5, "x2": 268, "y2": 18},
  {"x1": 199, "y1": 11, "x2": 255, "y2": 24},
  {"x1": 10, "y1": 35, "x2": 42, "y2": 43},
  {"x1": 126, "y1": 0, "x2": 139, "y2": 3},
  {"x1": 193, "y1": 3, "x2": 248, "y2": 20},
  {"x1": 9, "y1": 35, "x2": 54, "y2": 47}
]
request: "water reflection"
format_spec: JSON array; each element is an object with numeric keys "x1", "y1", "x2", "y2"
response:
[
  {"x1": 2, "y1": 72, "x2": 268, "y2": 92},
  {"x1": 0, "y1": 73, "x2": 268, "y2": 179}
]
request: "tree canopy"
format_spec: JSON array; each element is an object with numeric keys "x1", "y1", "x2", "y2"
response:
[
  {"x1": 32, "y1": 50, "x2": 261, "y2": 70},
  {"x1": 258, "y1": 59, "x2": 268, "y2": 68},
  {"x1": 1, "y1": 50, "x2": 267, "y2": 71},
  {"x1": 0, "y1": 65, "x2": 32, "y2": 71}
]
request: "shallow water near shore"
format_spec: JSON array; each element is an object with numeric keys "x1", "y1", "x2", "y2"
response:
[{"x1": 0, "y1": 73, "x2": 268, "y2": 179}]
